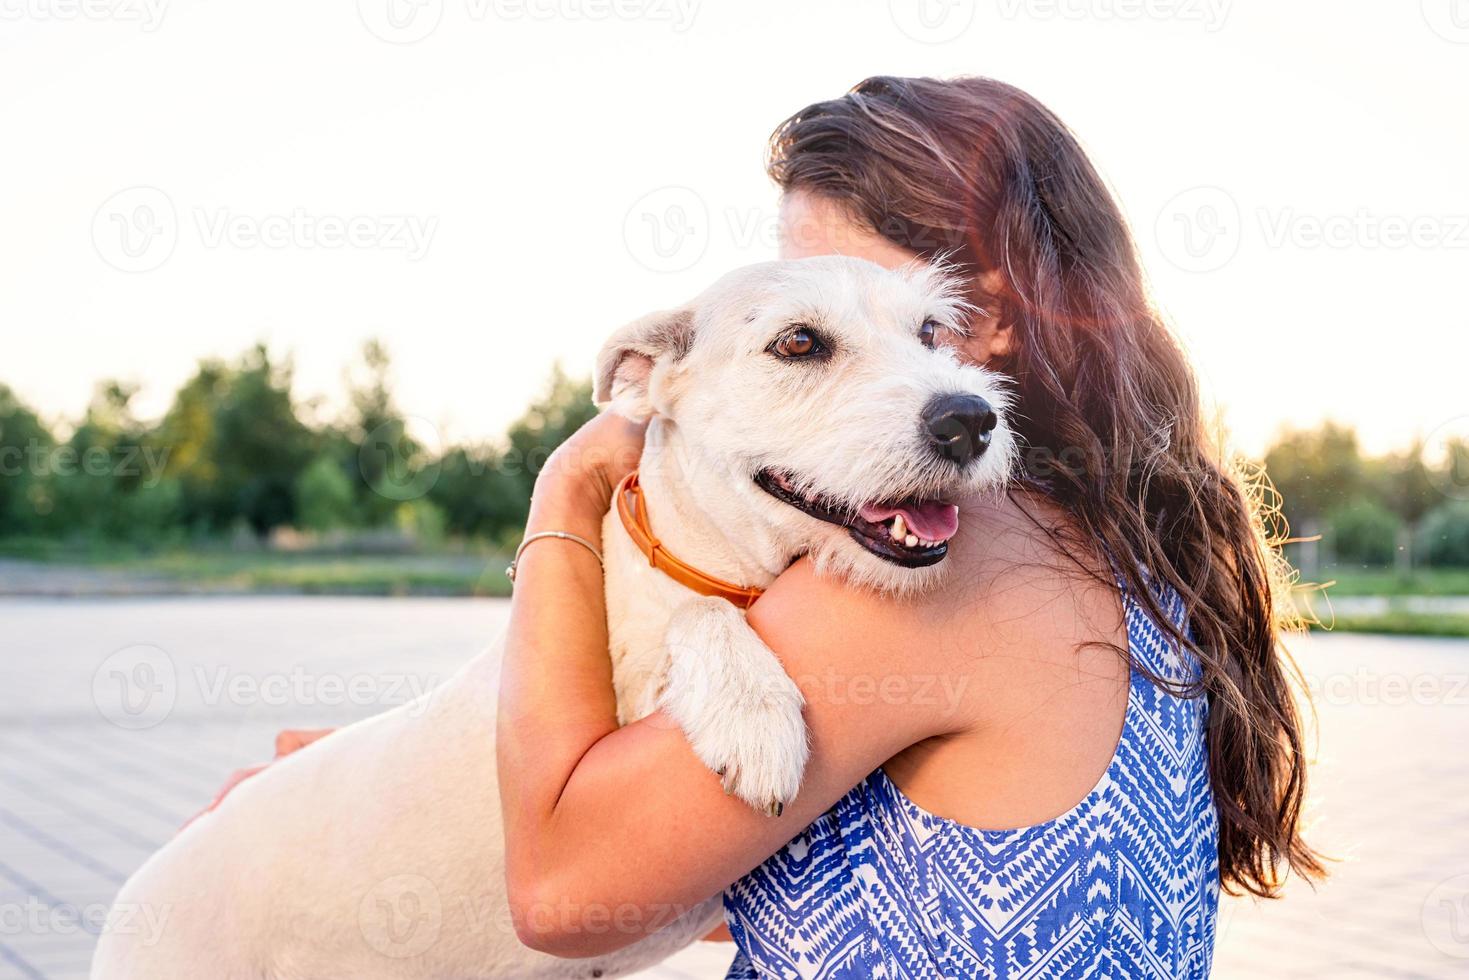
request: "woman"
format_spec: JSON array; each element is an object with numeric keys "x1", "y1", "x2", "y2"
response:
[
  {"x1": 496, "y1": 75, "x2": 1322, "y2": 978},
  {"x1": 220, "y1": 75, "x2": 1318, "y2": 976}
]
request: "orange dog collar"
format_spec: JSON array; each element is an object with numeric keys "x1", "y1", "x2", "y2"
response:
[{"x1": 615, "y1": 471, "x2": 765, "y2": 610}]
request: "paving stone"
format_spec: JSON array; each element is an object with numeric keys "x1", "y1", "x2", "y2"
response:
[{"x1": 2, "y1": 599, "x2": 1465, "y2": 978}]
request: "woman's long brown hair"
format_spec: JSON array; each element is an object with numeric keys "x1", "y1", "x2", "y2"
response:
[{"x1": 768, "y1": 75, "x2": 1323, "y2": 897}]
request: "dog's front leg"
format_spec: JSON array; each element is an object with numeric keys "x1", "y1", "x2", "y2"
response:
[{"x1": 658, "y1": 596, "x2": 809, "y2": 816}]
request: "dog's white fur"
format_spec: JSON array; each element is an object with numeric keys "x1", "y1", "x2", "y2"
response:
[{"x1": 90, "y1": 257, "x2": 1013, "y2": 979}]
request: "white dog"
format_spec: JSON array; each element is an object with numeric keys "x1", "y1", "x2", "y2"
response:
[{"x1": 90, "y1": 256, "x2": 1014, "y2": 979}]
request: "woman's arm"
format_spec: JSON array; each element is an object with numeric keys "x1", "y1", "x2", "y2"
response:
[{"x1": 496, "y1": 414, "x2": 974, "y2": 958}]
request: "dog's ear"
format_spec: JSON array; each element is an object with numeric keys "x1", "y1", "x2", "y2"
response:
[{"x1": 593, "y1": 308, "x2": 693, "y2": 422}]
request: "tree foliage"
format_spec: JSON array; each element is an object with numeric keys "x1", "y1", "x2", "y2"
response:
[
  {"x1": 7, "y1": 351, "x2": 1456, "y2": 569},
  {"x1": 0, "y1": 345, "x2": 600, "y2": 549}
]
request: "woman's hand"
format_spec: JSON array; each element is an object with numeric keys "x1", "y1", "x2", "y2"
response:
[
  {"x1": 539, "y1": 410, "x2": 646, "y2": 507},
  {"x1": 526, "y1": 410, "x2": 646, "y2": 541},
  {"x1": 180, "y1": 728, "x2": 335, "y2": 832}
]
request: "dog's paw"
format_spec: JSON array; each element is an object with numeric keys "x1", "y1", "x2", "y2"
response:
[
  {"x1": 700, "y1": 678, "x2": 808, "y2": 817},
  {"x1": 659, "y1": 597, "x2": 809, "y2": 816}
]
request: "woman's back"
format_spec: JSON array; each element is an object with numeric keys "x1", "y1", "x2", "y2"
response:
[{"x1": 723, "y1": 576, "x2": 1219, "y2": 978}]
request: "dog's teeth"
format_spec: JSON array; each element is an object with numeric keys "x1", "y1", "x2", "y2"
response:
[
  {"x1": 904, "y1": 534, "x2": 918, "y2": 548},
  {"x1": 890, "y1": 514, "x2": 907, "y2": 540}
]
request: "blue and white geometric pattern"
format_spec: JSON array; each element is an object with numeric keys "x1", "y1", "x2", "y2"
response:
[{"x1": 723, "y1": 582, "x2": 1220, "y2": 978}]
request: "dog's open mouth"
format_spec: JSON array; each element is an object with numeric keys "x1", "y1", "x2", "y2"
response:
[{"x1": 754, "y1": 469, "x2": 959, "y2": 568}]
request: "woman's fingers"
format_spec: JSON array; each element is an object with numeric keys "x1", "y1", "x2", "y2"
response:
[
  {"x1": 212, "y1": 763, "x2": 270, "y2": 804},
  {"x1": 178, "y1": 762, "x2": 269, "y2": 833},
  {"x1": 178, "y1": 728, "x2": 337, "y2": 836},
  {"x1": 274, "y1": 727, "x2": 335, "y2": 758},
  {"x1": 542, "y1": 411, "x2": 648, "y2": 504}
]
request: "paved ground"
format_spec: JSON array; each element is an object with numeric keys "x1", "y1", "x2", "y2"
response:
[{"x1": 1, "y1": 597, "x2": 1466, "y2": 978}]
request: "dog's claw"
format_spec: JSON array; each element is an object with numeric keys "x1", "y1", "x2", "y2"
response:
[
  {"x1": 721, "y1": 769, "x2": 735, "y2": 795},
  {"x1": 766, "y1": 800, "x2": 784, "y2": 818}
]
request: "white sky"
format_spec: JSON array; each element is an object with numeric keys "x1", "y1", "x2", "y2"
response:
[{"x1": 2, "y1": 0, "x2": 1465, "y2": 457}]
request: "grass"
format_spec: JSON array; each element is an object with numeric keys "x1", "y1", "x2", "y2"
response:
[
  {"x1": 1312, "y1": 612, "x2": 1469, "y2": 639},
  {"x1": 124, "y1": 552, "x2": 513, "y2": 597},
  {"x1": 0, "y1": 539, "x2": 513, "y2": 597},
  {"x1": 1285, "y1": 565, "x2": 1469, "y2": 637},
  {"x1": 1310, "y1": 567, "x2": 1469, "y2": 597}
]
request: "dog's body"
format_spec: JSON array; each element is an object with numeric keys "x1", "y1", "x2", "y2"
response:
[{"x1": 91, "y1": 257, "x2": 1012, "y2": 979}]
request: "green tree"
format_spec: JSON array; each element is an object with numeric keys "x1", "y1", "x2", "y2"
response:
[
  {"x1": 429, "y1": 445, "x2": 525, "y2": 542},
  {"x1": 1326, "y1": 499, "x2": 1400, "y2": 567},
  {"x1": 1418, "y1": 501, "x2": 1469, "y2": 567},
  {"x1": 1366, "y1": 440, "x2": 1439, "y2": 569},
  {"x1": 504, "y1": 366, "x2": 598, "y2": 501},
  {"x1": 157, "y1": 345, "x2": 313, "y2": 536},
  {"x1": 1263, "y1": 422, "x2": 1366, "y2": 531},
  {"x1": 346, "y1": 340, "x2": 430, "y2": 526},
  {"x1": 0, "y1": 384, "x2": 56, "y2": 535},
  {"x1": 428, "y1": 366, "x2": 597, "y2": 543},
  {"x1": 50, "y1": 381, "x2": 181, "y2": 542},
  {"x1": 295, "y1": 455, "x2": 357, "y2": 533}
]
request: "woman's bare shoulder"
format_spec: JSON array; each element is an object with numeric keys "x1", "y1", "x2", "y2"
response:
[{"x1": 753, "y1": 490, "x2": 1124, "y2": 679}]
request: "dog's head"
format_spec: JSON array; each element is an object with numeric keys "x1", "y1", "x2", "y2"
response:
[{"x1": 595, "y1": 256, "x2": 1015, "y2": 591}]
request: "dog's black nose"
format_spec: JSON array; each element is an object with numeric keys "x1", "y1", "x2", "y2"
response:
[{"x1": 922, "y1": 393, "x2": 998, "y2": 467}]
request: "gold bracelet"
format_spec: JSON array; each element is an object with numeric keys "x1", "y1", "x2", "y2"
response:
[{"x1": 505, "y1": 531, "x2": 603, "y2": 582}]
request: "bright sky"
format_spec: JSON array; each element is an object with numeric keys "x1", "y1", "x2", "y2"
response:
[{"x1": 2, "y1": 0, "x2": 1465, "y2": 457}]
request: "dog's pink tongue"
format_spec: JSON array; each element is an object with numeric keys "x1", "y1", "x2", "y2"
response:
[{"x1": 859, "y1": 501, "x2": 960, "y2": 541}]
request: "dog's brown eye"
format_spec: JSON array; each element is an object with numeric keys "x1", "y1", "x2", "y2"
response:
[
  {"x1": 919, "y1": 320, "x2": 938, "y2": 349},
  {"x1": 771, "y1": 327, "x2": 825, "y2": 359}
]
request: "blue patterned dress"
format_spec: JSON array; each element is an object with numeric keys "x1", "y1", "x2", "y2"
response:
[{"x1": 723, "y1": 583, "x2": 1220, "y2": 979}]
